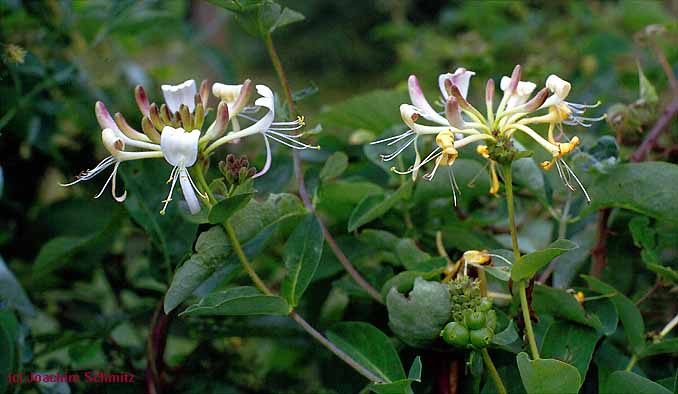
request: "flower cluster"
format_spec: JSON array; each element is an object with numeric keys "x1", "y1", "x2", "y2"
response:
[
  {"x1": 371, "y1": 65, "x2": 604, "y2": 203},
  {"x1": 62, "y1": 79, "x2": 314, "y2": 214}
]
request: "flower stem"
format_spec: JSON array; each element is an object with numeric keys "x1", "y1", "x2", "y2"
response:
[
  {"x1": 518, "y1": 280, "x2": 540, "y2": 360},
  {"x1": 481, "y1": 349, "x2": 507, "y2": 394},
  {"x1": 624, "y1": 355, "x2": 638, "y2": 372},
  {"x1": 503, "y1": 164, "x2": 539, "y2": 359},
  {"x1": 502, "y1": 165, "x2": 520, "y2": 262},
  {"x1": 263, "y1": 33, "x2": 383, "y2": 303},
  {"x1": 223, "y1": 220, "x2": 272, "y2": 296}
]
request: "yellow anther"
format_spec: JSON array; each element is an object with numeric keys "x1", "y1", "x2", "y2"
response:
[
  {"x1": 540, "y1": 160, "x2": 555, "y2": 170},
  {"x1": 297, "y1": 115, "x2": 305, "y2": 126},
  {"x1": 463, "y1": 250, "x2": 491, "y2": 265},
  {"x1": 550, "y1": 102, "x2": 572, "y2": 123},
  {"x1": 476, "y1": 145, "x2": 490, "y2": 159},
  {"x1": 436, "y1": 131, "x2": 458, "y2": 166},
  {"x1": 574, "y1": 291, "x2": 585, "y2": 304},
  {"x1": 557, "y1": 136, "x2": 580, "y2": 156}
]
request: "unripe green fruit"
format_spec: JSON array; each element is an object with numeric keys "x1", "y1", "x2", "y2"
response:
[
  {"x1": 441, "y1": 322, "x2": 470, "y2": 347},
  {"x1": 466, "y1": 311, "x2": 486, "y2": 330},
  {"x1": 485, "y1": 310, "x2": 497, "y2": 331},
  {"x1": 479, "y1": 298, "x2": 493, "y2": 312},
  {"x1": 470, "y1": 327, "x2": 493, "y2": 349}
]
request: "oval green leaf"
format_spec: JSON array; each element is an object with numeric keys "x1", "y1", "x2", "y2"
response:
[
  {"x1": 207, "y1": 192, "x2": 254, "y2": 224},
  {"x1": 516, "y1": 352, "x2": 581, "y2": 394},
  {"x1": 512, "y1": 239, "x2": 577, "y2": 282},
  {"x1": 282, "y1": 215, "x2": 324, "y2": 307}
]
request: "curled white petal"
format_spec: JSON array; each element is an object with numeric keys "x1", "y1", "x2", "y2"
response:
[
  {"x1": 541, "y1": 74, "x2": 572, "y2": 108},
  {"x1": 161, "y1": 80, "x2": 196, "y2": 113},
  {"x1": 212, "y1": 83, "x2": 242, "y2": 104},
  {"x1": 408, "y1": 75, "x2": 448, "y2": 125},
  {"x1": 500, "y1": 76, "x2": 536, "y2": 110},
  {"x1": 179, "y1": 168, "x2": 201, "y2": 214}
]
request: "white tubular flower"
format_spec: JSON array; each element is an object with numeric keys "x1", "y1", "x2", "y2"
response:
[
  {"x1": 500, "y1": 76, "x2": 536, "y2": 110},
  {"x1": 161, "y1": 80, "x2": 197, "y2": 113},
  {"x1": 159, "y1": 126, "x2": 206, "y2": 215},
  {"x1": 204, "y1": 84, "x2": 313, "y2": 178}
]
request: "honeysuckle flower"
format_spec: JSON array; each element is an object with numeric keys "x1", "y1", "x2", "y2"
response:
[
  {"x1": 63, "y1": 77, "x2": 313, "y2": 214},
  {"x1": 369, "y1": 65, "x2": 604, "y2": 204},
  {"x1": 159, "y1": 126, "x2": 206, "y2": 215},
  {"x1": 204, "y1": 84, "x2": 314, "y2": 178}
]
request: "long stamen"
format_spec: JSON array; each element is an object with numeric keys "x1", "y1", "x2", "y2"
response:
[
  {"x1": 109, "y1": 162, "x2": 127, "y2": 202},
  {"x1": 392, "y1": 147, "x2": 442, "y2": 174},
  {"x1": 265, "y1": 132, "x2": 319, "y2": 150},
  {"x1": 94, "y1": 162, "x2": 118, "y2": 199},
  {"x1": 183, "y1": 169, "x2": 208, "y2": 200},
  {"x1": 560, "y1": 159, "x2": 591, "y2": 203},
  {"x1": 60, "y1": 156, "x2": 117, "y2": 186},
  {"x1": 380, "y1": 136, "x2": 417, "y2": 161},
  {"x1": 370, "y1": 130, "x2": 414, "y2": 145},
  {"x1": 160, "y1": 166, "x2": 181, "y2": 215},
  {"x1": 447, "y1": 166, "x2": 461, "y2": 207},
  {"x1": 423, "y1": 155, "x2": 443, "y2": 181}
]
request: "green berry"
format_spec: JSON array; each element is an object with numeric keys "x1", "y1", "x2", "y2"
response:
[
  {"x1": 466, "y1": 311, "x2": 486, "y2": 330},
  {"x1": 479, "y1": 298, "x2": 493, "y2": 312},
  {"x1": 441, "y1": 322, "x2": 470, "y2": 347},
  {"x1": 470, "y1": 327, "x2": 493, "y2": 349}
]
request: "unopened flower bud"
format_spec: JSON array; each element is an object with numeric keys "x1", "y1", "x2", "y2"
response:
[
  {"x1": 523, "y1": 87, "x2": 549, "y2": 111},
  {"x1": 95, "y1": 101, "x2": 118, "y2": 132},
  {"x1": 194, "y1": 102, "x2": 205, "y2": 130},
  {"x1": 114, "y1": 112, "x2": 148, "y2": 142},
  {"x1": 135, "y1": 85, "x2": 150, "y2": 116},
  {"x1": 508, "y1": 64, "x2": 522, "y2": 94},
  {"x1": 199, "y1": 79, "x2": 210, "y2": 107},
  {"x1": 149, "y1": 103, "x2": 164, "y2": 131},
  {"x1": 202, "y1": 101, "x2": 230, "y2": 142},
  {"x1": 159, "y1": 104, "x2": 173, "y2": 125},
  {"x1": 141, "y1": 116, "x2": 161, "y2": 143},
  {"x1": 445, "y1": 97, "x2": 465, "y2": 128},
  {"x1": 485, "y1": 79, "x2": 495, "y2": 104},
  {"x1": 179, "y1": 104, "x2": 193, "y2": 130}
]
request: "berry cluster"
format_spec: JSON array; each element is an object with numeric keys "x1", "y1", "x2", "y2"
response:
[
  {"x1": 441, "y1": 276, "x2": 496, "y2": 350},
  {"x1": 218, "y1": 154, "x2": 256, "y2": 185}
]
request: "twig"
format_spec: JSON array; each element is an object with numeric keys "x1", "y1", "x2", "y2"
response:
[
  {"x1": 146, "y1": 301, "x2": 173, "y2": 394},
  {"x1": 589, "y1": 208, "x2": 611, "y2": 278},
  {"x1": 635, "y1": 278, "x2": 661, "y2": 306},
  {"x1": 630, "y1": 98, "x2": 678, "y2": 162},
  {"x1": 264, "y1": 33, "x2": 383, "y2": 303}
]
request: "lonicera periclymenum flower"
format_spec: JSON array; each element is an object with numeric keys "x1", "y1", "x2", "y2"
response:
[
  {"x1": 371, "y1": 65, "x2": 604, "y2": 204},
  {"x1": 62, "y1": 78, "x2": 315, "y2": 214}
]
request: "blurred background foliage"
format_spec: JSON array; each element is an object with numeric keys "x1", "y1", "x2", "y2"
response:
[{"x1": 1, "y1": 0, "x2": 677, "y2": 393}]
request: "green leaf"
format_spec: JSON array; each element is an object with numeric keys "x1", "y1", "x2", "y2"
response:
[
  {"x1": 511, "y1": 239, "x2": 577, "y2": 282},
  {"x1": 348, "y1": 182, "x2": 412, "y2": 232},
  {"x1": 32, "y1": 236, "x2": 92, "y2": 278},
  {"x1": 164, "y1": 256, "x2": 215, "y2": 313},
  {"x1": 638, "y1": 338, "x2": 678, "y2": 359},
  {"x1": 266, "y1": 5, "x2": 304, "y2": 33},
  {"x1": 369, "y1": 357, "x2": 422, "y2": 394},
  {"x1": 386, "y1": 277, "x2": 451, "y2": 347},
  {"x1": 585, "y1": 297, "x2": 619, "y2": 336},
  {"x1": 120, "y1": 160, "x2": 198, "y2": 265},
  {"x1": 281, "y1": 215, "x2": 324, "y2": 307},
  {"x1": 205, "y1": 0, "x2": 262, "y2": 13},
  {"x1": 583, "y1": 275, "x2": 646, "y2": 354},
  {"x1": 516, "y1": 352, "x2": 581, "y2": 394},
  {"x1": 230, "y1": 193, "x2": 307, "y2": 242},
  {"x1": 532, "y1": 285, "x2": 602, "y2": 330},
  {"x1": 326, "y1": 322, "x2": 406, "y2": 383},
  {"x1": 319, "y1": 152, "x2": 349, "y2": 181},
  {"x1": 208, "y1": 192, "x2": 254, "y2": 224},
  {"x1": 208, "y1": 0, "x2": 304, "y2": 36},
  {"x1": 603, "y1": 371, "x2": 671, "y2": 394},
  {"x1": 540, "y1": 321, "x2": 601, "y2": 384},
  {"x1": 319, "y1": 89, "x2": 408, "y2": 133},
  {"x1": 492, "y1": 320, "x2": 520, "y2": 346},
  {"x1": 180, "y1": 286, "x2": 290, "y2": 317},
  {"x1": 318, "y1": 181, "x2": 383, "y2": 222},
  {"x1": 587, "y1": 162, "x2": 678, "y2": 223},
  {"x1": 380, "y1": 269, "x2": 445, "y2": 300}
]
